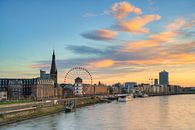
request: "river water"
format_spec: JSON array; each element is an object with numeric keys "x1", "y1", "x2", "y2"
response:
[{"x1": 1, "y1": 95, "x2": 195, "y2": 130}]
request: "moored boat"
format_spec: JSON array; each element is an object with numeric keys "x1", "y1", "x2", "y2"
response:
[
  {"x1": 64, "y1": 101, "x2": 75, "y2": 113},
  {"x1": 117, "y1": 94, "x2": 133, "y2": 102}
]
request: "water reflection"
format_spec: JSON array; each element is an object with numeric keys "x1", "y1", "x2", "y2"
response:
[{"x1": 1, "y1": 95, "x2": 195, "y2": 130}]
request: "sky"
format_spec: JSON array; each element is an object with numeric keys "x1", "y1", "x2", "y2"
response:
[{"x1": 0, "y1": 0, "x2": 195, "y2": 86}]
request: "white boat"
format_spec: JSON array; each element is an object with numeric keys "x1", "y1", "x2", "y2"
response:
[
  {"x1": 118, "y1": 94, "x2": 133, "y2": 102},
  {"x1": 143, "y1": 93, "x2": 149, "y2": 97}
]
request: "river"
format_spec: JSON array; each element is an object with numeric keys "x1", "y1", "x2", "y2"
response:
[{"x1": 1, "y1": 95, "x2": 195, "y2": 130}]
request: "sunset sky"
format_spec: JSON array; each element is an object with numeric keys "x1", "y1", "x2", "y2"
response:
[{"x1": 0, "y1": 0, "x2": 195, "y2": 86}]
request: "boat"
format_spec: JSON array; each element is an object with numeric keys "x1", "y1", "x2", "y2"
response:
[
  {"x1": 100, "y1": 99, "x2": 112, "y2": 103},
  {"x1": 143, "y1": 93, "x2": 149, "y2": 97},
  {"x1": 136, "y1": 90, "x2": 143, "y2": 97},
  {"x1": 117, "y1": 94, "x2": 133, "y2": 102},
  {"x1": 64, "y1": 101, "x2": 75, "y2": 113},
  {"x1": 134, "y1": 90, "x2": 149, "y2": 98}
]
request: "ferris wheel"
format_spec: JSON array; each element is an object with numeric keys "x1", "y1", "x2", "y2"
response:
[{"x1": 64, "y1": 67, "x2": 93, "y2": 85}]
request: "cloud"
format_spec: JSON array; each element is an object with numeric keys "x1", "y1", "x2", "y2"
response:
[
  {"x1": 81, "y1": 29, "x2": 118, "y2": 41},
  {"x1": 65, "y1": 44, "x2": 149, "y2": 61},
  {"x1": 31, "y1": 64, "x2": 50, "y2": 69},
  {"x1": 65, "y1": 45, "x2": 121, "y2": 58},
  {"x1": 101, "y1": 10, "x2": 112, "y2": 16},
  {"x1": 83, "y1": 12, "x2": 97, "y2": 17},
  {"x1": 34, "y1": 58, "x2": 98, "y2": 72},
  {"x1": 33, "y1": 40, "x2": 195, "y2": 85},
  {"x1": 88, "y1": 59, "x2": 115, "y2": 68},
  {"x1": 165, "y1": 18, "x2": 195, "y2": 39},
  {"x1": 116, "y1": 14, "x2": 161, "y2": 34},
  {"x1": 147, "y1": 0, "x2": 154, "y2": 5},
  {"x1": 122, "y1": 31, "x2": 177, "y2": 53},
  {"x1": 166, "y1": 18, "x2": 187, "y2": 31},
  {"x1": 111, "y1": 1, "x2": 142, "y2": 19},
  {"x1": 123, "y1": 39, "x2": 159, "y2": 51},
  {"x1": 184, "y1": 20, "x2": 195, "y2": 29},
  {"x1": 164, "y1": 42, "x2": 195, "y2": 54},
  {"x1": 149, "y1": 32, "x2": 177, "y2": 42},
  {"x1": 122, "y1": 18, "x2": 195, "y2": 51},
  {"x1": 31, "y1": 2, "x2": 195, "y2": 85},
  {"x1": 66, "y1": 45, "x2": 104, "y2": 55}
]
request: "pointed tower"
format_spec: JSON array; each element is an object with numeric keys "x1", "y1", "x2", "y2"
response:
[{"x1": 50, "y1": 50, "x2": 58, "y2": 87}]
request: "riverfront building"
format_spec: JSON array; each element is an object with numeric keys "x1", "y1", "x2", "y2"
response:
[
  {"x1": 74, "y1": 77, "x2": 83, "y2": 95},
  {"x1": 32, "y1": 78, "x2": 54, "y2": 100},
  {"x1": 111, "y1": 83, "x2": 123, "y2": 94},
  {"x1": 0, "y1": 50, "x2": 58, "y2": 101},
  {"x1": 60, "y1": 84, "x2": 74, "y2": 98},
  {"x1": 0, "y1": 91, "x2": 7, "y2": 101},
  {"x1": 154, "y1": 79, "x2": 158, "y2": 85},
  {"x1": 0, "y1": 78, "x2": 54, "y2": 100},
  {"x1": 159, "y1": 70, "x2": 169, "y2": 86},
  {"x1": 124, "y1": 82, "x2": 137, "y2": 93}
]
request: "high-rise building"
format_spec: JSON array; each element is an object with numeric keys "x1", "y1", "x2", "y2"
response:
[
  {"x1": 159, "y1": 70, "x2": 169, "y2": 86},
  {"x1": 50, "y1": 50, "x2": 58, "y2": 88}
]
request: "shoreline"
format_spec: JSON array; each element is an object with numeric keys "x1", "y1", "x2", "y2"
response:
[
  {"x1": 0, "y1": 97, "x2": 105, "y2": 126},
  {"x1": 0, "y1": 94, "x2": 194, "y2": 126}
]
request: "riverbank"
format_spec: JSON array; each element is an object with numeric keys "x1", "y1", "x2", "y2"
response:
[
  {"x1": 1, "y1": 95, "x2": 194, "y2": 130},
  {"x1": 0, "y1": 97, "x2": 104, "y2": 126}
]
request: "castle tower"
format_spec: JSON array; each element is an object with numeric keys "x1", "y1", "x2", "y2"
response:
[{"x1": 50, "y1": 50, "x2": 57, "y2": 87}]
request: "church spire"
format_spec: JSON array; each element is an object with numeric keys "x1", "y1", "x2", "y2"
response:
[
  {"x1": 50, "y1": 50, "x2": 57, "y2": 87},
  {"x1": 50, "y1": 50, "x2": 57, "y2": 74}
]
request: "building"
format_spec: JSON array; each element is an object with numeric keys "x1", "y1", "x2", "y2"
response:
[
  {"x1": 32, "y1": 78, "x2": 54, "y2": 100},
  {"x1": 60, "y1": 84, "x2": 74, "y2": 98},
  {"x1": 40, "y1": 70, "x2": 51, "y2": 79},
  {"x1": 74, "y1": 77, "x2": 83, "y2": 96},
  {"x1": 0, "y1": 79, "x2": 29, "y2": 100},
  {"x1": 110, "y1": 83, "x2": 123, "y2": 94},
  {"x1": 0, "y1": 78, "x2": 54, "y2": 100},
  {"x1": 124, "y1": 82, "x2": 137, "y2": 93},
  {"x1": 7, "y1": 79, "x2": 23, "y2": 100},
  {"x1": 0, "y1": 50, "x2": 58, "y2": 100},
  {"x1": 23, "y1": 78, "x2": 37, "y2": 99},
  {"x1": 0, "y1": 80, "x2": 8, "y2": 101},
  {"x1": 50, "y1": 50, "x2": 58, "y2": 88},
  {"x1": 159, "y1": 70, "x2": 169, "y2": 86},
  {"x1": 54, "y1": 86, "x2": 62, "y2": 98},
  {"x1": 0, "y1": 91, "x2": 7, "y2": 101},
  {"x1": 94, "y1": 84, "x2": 109, "y2": 95},
  {"x1": 154, "y1": 79, "x2": 158, "y2": 85},
  {"x1": 83, "y1": 84, "x2": 94, "y2": 95}
]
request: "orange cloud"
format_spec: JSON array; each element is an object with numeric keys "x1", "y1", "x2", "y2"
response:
[
  {"x1": 97, "y1": 29, "x2": 118, "y2": 40},
  {"x1": 112, "y1": 1, "x2": 142, "y2": 19},
  {"x1": 123, "y1": 39, "x2": 159, "y2": 51},
  {"x1": 168, "y1": 53, "x2": 195, "y2": 62},
  {"x1": 88, "y1": 59, "x2": 115, "y2": 68},
  {"x1": 149, "y1": 32, "x2": 177, "y2": 42},
  {"x1": 31, "y1": 64, "x2": 50, "y2": 69},
  {"x1": 118, "y1": 53, "x2": 195, "y2": 67},
  {"x1": 117, "y1": 14, "x2": 161, "y2": 34}
]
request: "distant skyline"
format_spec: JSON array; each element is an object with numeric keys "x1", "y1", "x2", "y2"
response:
[{"x1": 0, "y1": 0, "x2": 195, "y2": 86}]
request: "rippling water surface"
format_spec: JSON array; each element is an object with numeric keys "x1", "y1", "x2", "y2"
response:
[{"x1": 1, "y1": 95, "x2": 195, "y2": 130}]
